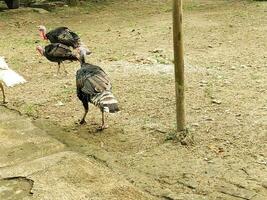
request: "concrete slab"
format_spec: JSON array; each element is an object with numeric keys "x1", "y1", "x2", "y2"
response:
[
  {"x1": 0, "y1": 107, "x2": 65, "y2": 168},
  {"x1": 0, "y1": 107, "x2": 154, "y2": 200}
]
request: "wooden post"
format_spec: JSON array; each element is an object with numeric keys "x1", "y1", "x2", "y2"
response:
[{"x1": 173, "y1": 0, "x2": 185, "y2": 131}]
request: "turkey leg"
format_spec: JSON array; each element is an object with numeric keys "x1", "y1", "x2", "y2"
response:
[
  {"x1": 100, "y1": 111, "x2": 108, "y2": 130},
  {"x1": 80, "y1": 101, "x2": 89, "y2": 124},
  {"x1": 57, "y1": 62, "x2": 61, "y2": 75},
  {"x1": 62, "y1": 63, "x2": 68, "y2": 74},
  {"x1": 0, "y1": 82, "x2": 6, "y2": 104}
]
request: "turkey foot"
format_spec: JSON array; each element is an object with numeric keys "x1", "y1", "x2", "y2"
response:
[
  {"x1": 97, "y1": 124, "x2": 109, "y2": 131},
  {"x1": 80, "y1": 119, "x2": 87, "y2": 125},
  {"x1": 1, "y1": 101, "x2": 7, "y2": 105}
]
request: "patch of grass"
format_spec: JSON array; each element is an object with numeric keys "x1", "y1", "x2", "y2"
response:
[
  {"x1": 59, "y1": 87, "x2": 76, "y2": 103},
  {"x1": 23, "y1": 103, "x2": 39, "y2": 118},
  {"x1": 154, "y1": 54, "x2": 171, "y2": 65},
  {"x1": 165, "y1": 131, "x2": 178, "y2": 141},
  {"x1": 62, "y1": 87, "x2": 75, "y2": 95},
  {"x1": 184, "y1": 1, "x2": 202, "y2": 11}
]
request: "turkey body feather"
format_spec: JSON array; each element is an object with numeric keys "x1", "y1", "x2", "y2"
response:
[
  {"x1": 46, "y1": 27, "x2": 80, "y2": 48},
  {"x1": 44, "y1": 43, "x2": 78, "y2": 63}
]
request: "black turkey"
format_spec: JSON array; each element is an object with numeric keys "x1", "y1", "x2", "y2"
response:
[
  {"x1": 36, "y1": 43, "x2": 78, "y2": 74},
  {"x1": 76, "y1": 48, "x2": 119, "y2": 130},
  {"x1": 38, "y1": 26, "x2": 81, "y2": 49}
]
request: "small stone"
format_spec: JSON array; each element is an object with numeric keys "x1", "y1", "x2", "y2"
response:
[
  {"x1": 205, "y1": 118, "x2": 214, "y2": 121},
  {"x1": 55, "y1": 101, "x2": 64, "y2": 106},
  {"x1": 192, "y1": 123, "x2": 200, "y2": 127},
  {"x1": 200, "y1": 80, "x2": 208, "y2": 84},
  {"x1": 32, "y1": 8, "x2": 49, "y2": 14},
  {"x1": 100, "y1": 142, "x2": 104, "y2": 148},
  {"x1": 212, "y1": 99, "x2": 222, "y2": 105},
  {"x1": 160, "y1": 188, "x2": 173, "y2": 199},
  {"x1": 230, "y1": 66, "x2": 236, "y2": 70}
]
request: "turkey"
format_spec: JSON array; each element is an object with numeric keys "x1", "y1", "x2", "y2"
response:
[
  {"x1": 0, "y1": 57, "x2": 26, "y2": 104},
  {"x1": 36, "y1": 43, "x2": 79, "y2": 74},
  {"x1": 76, "y1": 48, "x2": 119, "y2": 130},
  {"x1": 38, "y1": 26, "x2": 81, "y2": 49}
]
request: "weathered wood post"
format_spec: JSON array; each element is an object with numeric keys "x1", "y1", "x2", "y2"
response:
[{"x1": 173, "y1": 0, "x2": 185, "y2": 131}]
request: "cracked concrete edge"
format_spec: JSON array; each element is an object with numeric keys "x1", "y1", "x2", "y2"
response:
[{"x1": 0, "y1": 151, "x2": 157, "y2": 200}]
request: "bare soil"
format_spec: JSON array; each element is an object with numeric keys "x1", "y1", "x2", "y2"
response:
[{"x1": 0, "y1": 0, "x2": 266, "y2": 199}]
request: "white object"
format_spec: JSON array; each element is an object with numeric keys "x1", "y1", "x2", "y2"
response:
[{"x1": 0, "y1": 57, "x2": 26, "y2": 87}]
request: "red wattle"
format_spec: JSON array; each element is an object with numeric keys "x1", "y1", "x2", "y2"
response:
[{"x1": 40, "y1": 32, "x2": 47, "y2": 40}]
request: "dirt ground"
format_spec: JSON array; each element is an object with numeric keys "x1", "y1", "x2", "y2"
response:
[{"x1": 0, "y1": 0, "x2": 266, "y2": 199}]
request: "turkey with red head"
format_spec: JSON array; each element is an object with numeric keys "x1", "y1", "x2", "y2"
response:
[
  {"x1": 36, "y1": 43, "x2": 79, "y2": 74},
  {"x1": 38, "y1": 26, "x2": 81, "y2": 49}
]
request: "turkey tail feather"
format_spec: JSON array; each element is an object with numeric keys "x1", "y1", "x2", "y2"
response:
[
  {"x1": 102, "y1": 103, "x2": 120, "y2": 113},
  {"x1": 91, "y1": 91, "x2": 119, "y2": 113}
]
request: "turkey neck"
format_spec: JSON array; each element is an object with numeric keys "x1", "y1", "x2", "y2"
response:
[
  {"x1": 79, "y1": 52, "x2": 86, "y2": 66},
  {"x1": 40, "y1": 30, "x2": 47, "y2": 40}
]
